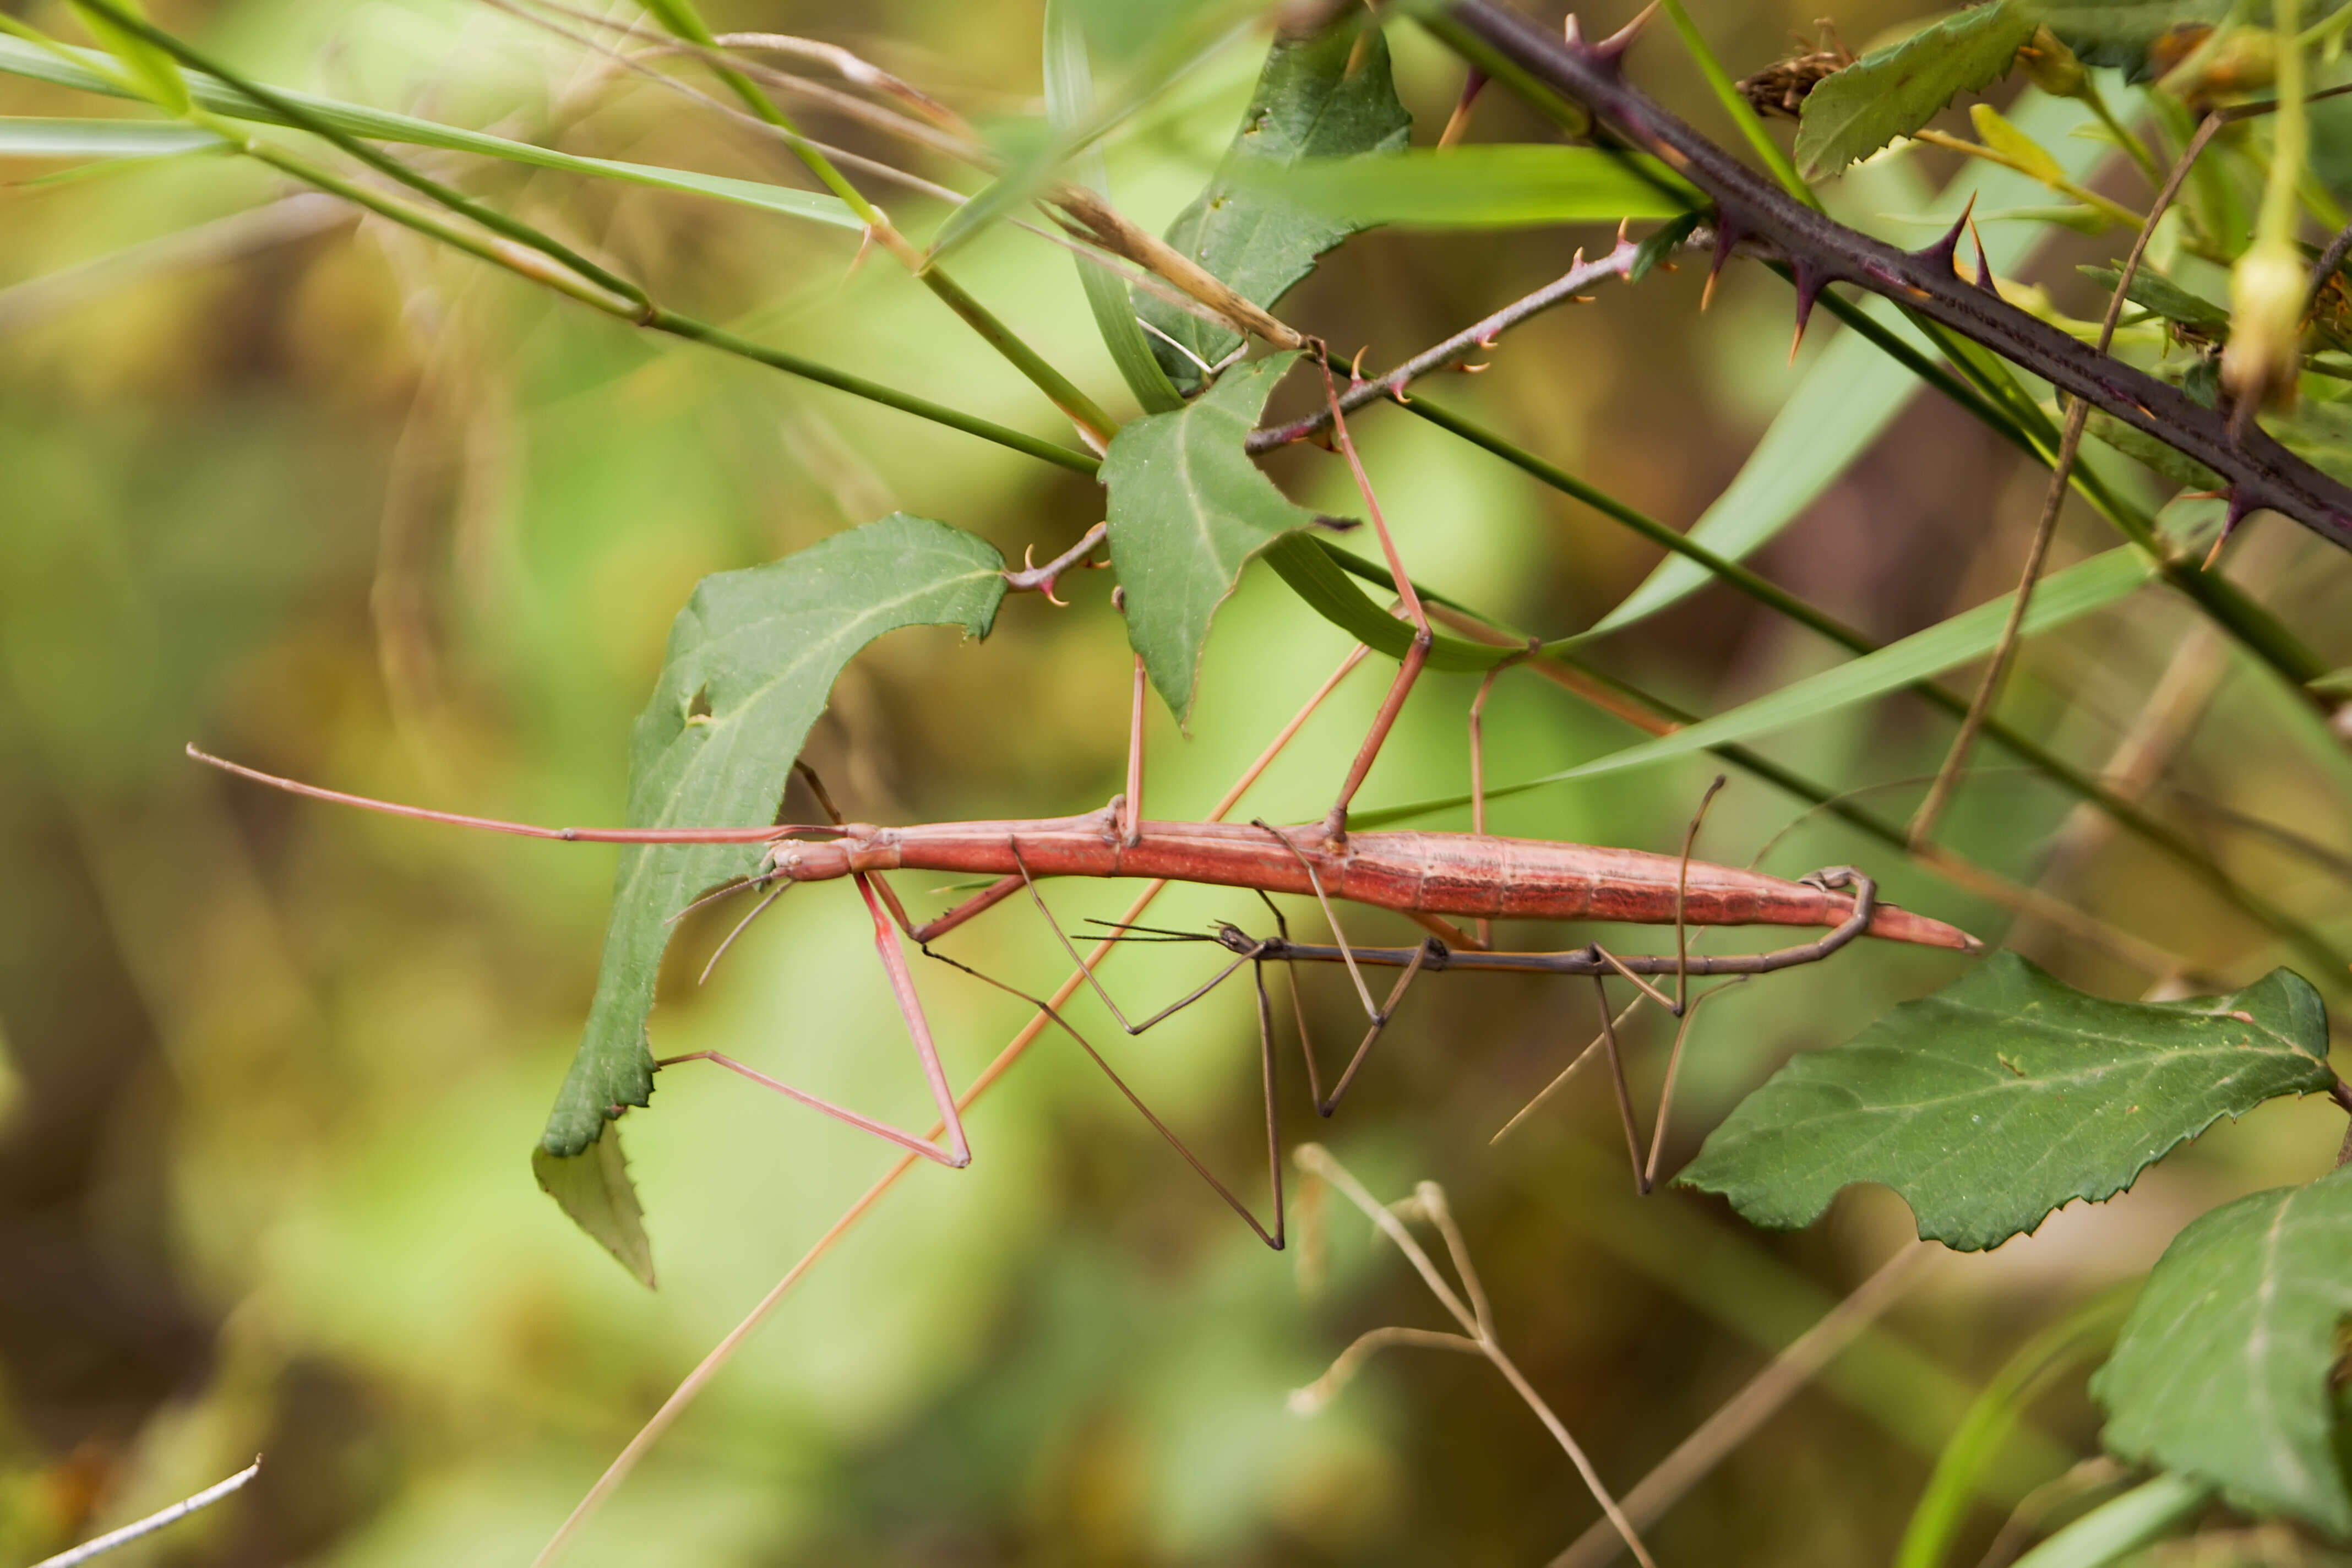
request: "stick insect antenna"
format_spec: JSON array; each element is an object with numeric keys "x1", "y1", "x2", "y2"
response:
[
  {"x1": 1592, "y1": 976, "x2": 1648, "y2": 1192},
  {"x1": 186, "y1": 744, "x2": 836, "y2": 843},
  {"x1": 698, "y1": 881, "x2": 788, "y2": 985},
  {"x1": 1006, "y1": 842, "x2": 1264, "y2": 1035}
]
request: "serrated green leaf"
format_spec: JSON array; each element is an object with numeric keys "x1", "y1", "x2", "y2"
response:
[
  {"x1": 1244, "y1": 145, "x2": 1697, "y2": 228},
  {"x1": 533, "y1": 1136, "x2": 654, "y2": 1287},
  {"x1": 1680, "y1": 954, "x2": 2335, "y2": 1251},
  {"x1": 0, "y1": 38, "x2": 859, "y2": 231},
  {"x1": 1102, "y1": 352, "x2": 1322, "y2": 720},
  {"x1": 1135, "y1": 16, "x2": 1409, "y2": 392},
  {"x1": 2094, "y1": 1163, "x2": 2352, "y2": 1534},
  {"x1": 2079, "y1": 263, "x2": 2232, "y2": 334},
  {"x1": 0, "y1": 113, "x2": 215, "y2": 157},
  {"x1": 541, "y1": 514, "x2": 1008, "y2": 1167},
  {"x1": 1796, "y1": 1, "x2": 2039, "y2": 180},
  {"x1": 1046, "y1": 0, "x2": 1183, "y2": 414}
]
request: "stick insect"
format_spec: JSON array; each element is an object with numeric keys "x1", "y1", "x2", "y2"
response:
[{"x1": 185, "y1": 355, "x2": 1978, "y2": 1249}]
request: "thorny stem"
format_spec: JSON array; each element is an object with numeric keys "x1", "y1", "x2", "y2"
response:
[
  {"x1": 1402, "y1": 401, "x2": 2350, "y2": 976},
  {"x1": 1294, "y1": 1146, "x2": 1658, "y2": 1568},
  {"x1": 532, "y1": 646, "x2": 1371, "y2": 1567},
  {"x1": 1246, "y1": 238, "x2": 1641, "y2": 453},
  {"x1": 1909, "y1": 115, "x2": 2227, "y2": 849},
  {"x1": 1001, "y1": 522, "x2": 1108, "y2": 601},
  {"x1": 1437, "y1": 0, "x2": 2352, "y2": 557}
]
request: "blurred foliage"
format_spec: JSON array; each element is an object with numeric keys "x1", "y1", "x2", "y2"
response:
[{"x1": 4, "y1": 0, "x2": 2352, "y2": 1564}]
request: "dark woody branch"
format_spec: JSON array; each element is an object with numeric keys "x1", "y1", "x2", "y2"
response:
[{"x1": 1440, "y1": 0, "x2": 2352, "y2": 557}]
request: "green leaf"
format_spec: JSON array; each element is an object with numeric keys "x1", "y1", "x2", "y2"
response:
[
  {"x1": 1360, "y1": 546, "x2": 2152, "y2": 826},
  {"x1": 1630, "y1": 211, "x2": 1703, "y2": 282},
  {"x1": 0, "y1": 113, "x2": 215, "y2": 157},
  {"x1": 69, "y1": 0, "x2": 188, "y2": 117},
  {"x1": 1046, "y1": 0, "x2": 1183, "y2": 414},
  {"x1": 0, "y1": 37, "x2": 860, "y2": 231},
  {"x1": 1970, "y1": 101, "x2": 2070, "y2": 186},
  {"x1": 1261, "y1": 533, "x2": 1525, "y2": 671},
  {"x1": 1244, "y1": 145, "x2": 1697, "y2": 228},
  {"x1": 1680, "y1": 954, "x2": 2335, "y2": 1251},
  {"x1": 2078, "y1": 263, "x2": 2232, "y2": 334},
  {"x1": 2087, "y1": 413, "x2": 2225, "y2": 488},
  {"x1": 533, "y1": 1137, "x2": 654, "y2": 1287},
  {"x1": 1134, "y1": 15, "x2": 1409, "y2": 392},
  {"x1": 1591, "y1": 92, "x2": 2114, "y2": 639},
  {"x1": 1796, "y1": 0, "x2": 2039, "y2": 179},
  {"x1": 2094, "y1": 1163, "x2": 2352, "y2": 1535},
  {"x1": 541, "y1": 514, "x2": 1008, "y2": 1168},
  {"x1": 1102, "y1": 352, "x2": 1323, "y2": 720}
]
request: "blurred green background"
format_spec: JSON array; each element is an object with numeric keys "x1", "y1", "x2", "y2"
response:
[{"x1": 5, "y1": 0, "x2": 2352, "y2": 1561}]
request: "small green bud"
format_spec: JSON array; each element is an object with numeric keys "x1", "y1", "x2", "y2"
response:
[
  {"x1": 2222, "y1": 237, "x2": 2309, "y2": 409},
  {"x1": 2017, "y1": 26, "x2": 2089, "y2": 100}
]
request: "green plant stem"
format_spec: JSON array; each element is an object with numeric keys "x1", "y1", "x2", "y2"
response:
[
  {"x1": 69, "y1": 0, "x2": 650, "y2": 311},
  {"x1": 2085, "y1": 84, "x2": 2165, "y2": 188},
  {"x1": 1652, "y1": 0, "x2": 1819, "y2": 209},
  {"x1": 645, "y1": 309, "x2": 1100, "y2": 472},
  {"x1": 1403, "y1": 397, "x2": 2350, "y2": 976},
  {"x1": 2009, "y1": 1473, "x2": 2212, "y2": 1567},
  {"x1": 640, "y1": 0, "x2": 1118, "y2": 448}
]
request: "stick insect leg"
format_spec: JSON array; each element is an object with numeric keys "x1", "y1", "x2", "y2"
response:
[
  {"x1": 674, "y1": 870, "x2": 979, "y2": 1168},
  {"x1": 1591, "y1": 976, "x2": 1648, "y2": 1193},
  {"x1": 1642, "y1": 977, "x2": 1749, "y2": 1190},
  {"x1": 1314, "y1": 351, "x2": 1435, "y2": 847},
  {"x1": 655, "y1": 870, "x2": 970, "y2": 1168},
  {"x1": 924, "y1": 945, "x2": 1286, "y2": 1248}
]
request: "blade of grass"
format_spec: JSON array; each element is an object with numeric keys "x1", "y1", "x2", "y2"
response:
[
  {"x1": 1045, "y1": 0, "x2": 1183, "y2": 413},
  {"x1": 1652, "y1": 0, "x2": 1816, "y2": 209},
  {"x1": 635, "y1": 0, "x2": 1119, "y2": 449},
  {"x1": 0, "y1": 113, "x2": 215, "y2": 156}
]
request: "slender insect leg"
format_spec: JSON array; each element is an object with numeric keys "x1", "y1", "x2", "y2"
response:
[
  {"x1": 924, "y1": 945, "x2": 1286, "y2": 1248},
  {"x1": 1466, "y1": 643, "x2": 1537, "y2": 949},
  {"x1": 1123, "y1": 644, "x2": 1147, "y2": 847},
  {"x1": 1250, "y1": 819, "x2": 1381, "y2": 1023},
  {"x1": 1316, "y1": 937, "x2": 1436, "y2": 1117},
  {"x1": 1006, "y1": 842, "x2": 1261, "y2": 1033},
  {"x1": 1673, "y1": 775, "x2": 1729, "y2": 1016},
  {"x1": 1643, "y1": 978, "x2": 1750, "y2": 1190},
  {"x1": 1587, "y1": 944, "x2": 1679, "y2": 1014},
  {"x1": 658, "y1": 857, "x2": 973, "y2": 1167},
  {"x1": 1314, "y1": 351, "x2": 1435, "y2": 846},
  {"x1": 1591, "y1": 977, "x2": 1648, "y2": 1191}
]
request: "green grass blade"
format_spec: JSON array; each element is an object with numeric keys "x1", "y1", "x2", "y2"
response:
[
  {"x1": 1654, "y1": 0, "x2": 1815, "y2": 206},
  {"x1": 0, "y1": 37, "x2": 861, "y2": 231},
  {"x1": 1046, "y1": 0, "x2": 1183, "y2": 413},
  {"x1": 2008, "y1": 1473, "x2": 2211, "y2": 1567},
  {"x1": 0, "y1": 112, "x2": 215, "y2": 157},
  {"x1": 1246, "y1": 144, "x2": 1697, "y2": 226},
  {"x1": 1359, "y1": 547, "x2": 2152, "y2": 823}
]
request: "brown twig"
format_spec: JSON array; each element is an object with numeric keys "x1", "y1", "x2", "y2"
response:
[
  {"x1": 1908, "y1": 114, "x2": 2225, "y2": 849},
  {"x1": 1293, "y1": 1147, "x2": 1659, "y2": 1568},
  {"x1": 1547, "y1": 1244, "x2": 1938, "y2": 1568},
  {"x1": 1248, "y1": 236, "x2": 1641, "y2": 451}
]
